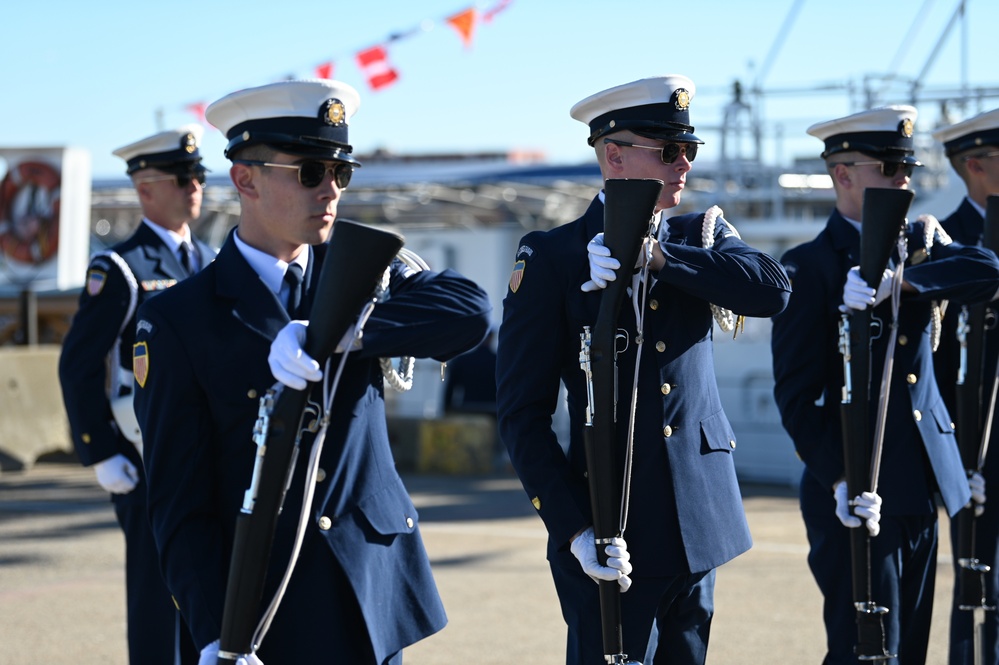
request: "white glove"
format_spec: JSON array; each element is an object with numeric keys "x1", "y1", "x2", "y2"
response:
[
  {"x1": 268, "y1": 320, "x2": 322, "y2": 390},
  {"x1": 93, "y1": 453, "x2": 139, "y2": 494},
  {"x1": 569, "y1": 526, "x2": 633, "y2": 592},
  {"x1": 841, "y1": 266, "x2": 893, "y2": 311},
  {"x1": 580, "y1": 233, "x2": 620, "y2": 293},
  {"x1": 969, "y1": 471, "x2": 987, "y2": 517},
  {"x1": 198, "y1": 639, "x2": 264, "y2": 665},
  {"x1": 834, "y1": 480, "x2": 882, "y2": 537}
]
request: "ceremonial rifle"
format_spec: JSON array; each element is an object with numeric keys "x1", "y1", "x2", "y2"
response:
[
  {"x1": 838, "y1": 187, "x2": 913, "y2": 661},
  {"x1": 217, "y1": 221, "x2": 405, "y2": 664},
  {"x1": 579, "y1": 178, "x2": 662, "y2": 665},
  {"x1": 954, "y1": 194, "x2": 999, "y2": 664}
]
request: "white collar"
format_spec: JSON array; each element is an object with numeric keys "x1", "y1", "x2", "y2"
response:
[
  {"x1": 142, "y1": 218, "x2": 191, "y2": 253},
  {"x1": 232, "y1": 230, "x2": 309, "y2": 296}
]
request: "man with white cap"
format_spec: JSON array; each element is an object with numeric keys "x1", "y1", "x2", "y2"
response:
[
  {"x1": 59, "y1": 125, "x2": 212, "y2": 664},
  {"x1": 931, "y1": 106, "x2": 999, "y2": 665},
  {"x1": 771, "y1": 105, "x2": 999, "y2": 663},
  {"x1": 132, "y1": 79, "x2": 491, "y2": 664},
  {"x1": 496, "y1": 75, "x2": 791, "y2": 664}
]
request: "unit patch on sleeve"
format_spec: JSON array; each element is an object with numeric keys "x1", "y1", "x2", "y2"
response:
[
  {"x1": 86, "y1": 269, "x2": 107, "y2": 296},
  {"x1": 132, "y1": 342, "x2": 150, "y2": 388},
  {"x1": 509, "y1": 260, "x2": 526, "y2": 293}
]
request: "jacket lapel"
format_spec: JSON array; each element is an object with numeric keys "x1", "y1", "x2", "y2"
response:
[{"x1": 214, "y1": 233, "x2": 288, "y2": 341}]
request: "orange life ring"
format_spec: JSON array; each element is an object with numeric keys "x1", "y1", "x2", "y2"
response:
[{"x1": 0, "y1": 160, "x2": 61, "y2": 265}]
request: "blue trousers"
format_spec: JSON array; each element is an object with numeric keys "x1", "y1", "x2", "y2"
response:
[
  {"x1": 550, "y1": 552, "x2": 714, "y2": 665},
  {"x1": 801, "y1": 477, "x2": 937, "y2": 665},
  {"x1": 113, "y1": 482, "x2": 198, "y2": 664}
]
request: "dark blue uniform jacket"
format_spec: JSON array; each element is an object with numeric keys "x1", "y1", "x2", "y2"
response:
[
  {"x1": 60, "y1": 221, "x2": 215, "y2": 468},
  {"x1": 498, "y1": 197, "x2": 791, "y2": 576},
  {"x1": 772, "y1": 210, "x2": 999, "y2": 517},
  {"x1": 133, "y1": 232, "x2": 491, "y2": 662}
]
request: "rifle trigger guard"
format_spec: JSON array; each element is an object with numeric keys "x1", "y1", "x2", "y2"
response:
[
  {"x1": 615, "y1": 329, "x2": 630, "y2": 355},
  {"x1": 870, "y1": 315, "x2": 884, "y2": 341}
]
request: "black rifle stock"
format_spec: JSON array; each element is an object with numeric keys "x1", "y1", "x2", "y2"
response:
[
  {"x1": 954, "y1": 194, "x2": 999, "y2": 614},
  {"x1": 582, "y1": 178, "x2": 662, "y2": 664},
  {"x1": 840, "y1": 187, "x2": 913, "y2": 660},
  {"x1": 217, "y1": 221, "x2": 404, "y2": 663}
]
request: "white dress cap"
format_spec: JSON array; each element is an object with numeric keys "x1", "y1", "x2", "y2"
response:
[
  {"x1": 806, "y1": 105, "x2": 919, "y2": 163},
  {"x1": 570, "y1": 75, "x2": 702, "y2": 146},
  {"x1": 206, "y1": 79, "x2": 361, "y2": 163},
  {"x1": 112, "y1": 124, "x2": 205, "y2": 174},
  {"x1": 931, "y1": 107, "x2": 999, "y2": 157}
]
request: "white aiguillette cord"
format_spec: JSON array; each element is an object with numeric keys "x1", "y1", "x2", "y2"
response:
[
  {"x1": 619, "y1": 232, "x2": 654, "y2": 537},
  {"x1": 250, "y1": 300, "x2": 378, "y2": 655}
]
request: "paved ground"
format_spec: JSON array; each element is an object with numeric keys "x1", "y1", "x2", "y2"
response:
[{"x1": 0, "y1": 461, "x2": 960, "y2": 664}]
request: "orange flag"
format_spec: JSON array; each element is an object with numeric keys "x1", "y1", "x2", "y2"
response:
[{"x1": 446, "y1": 7, "x2": 477, "y2": 49}]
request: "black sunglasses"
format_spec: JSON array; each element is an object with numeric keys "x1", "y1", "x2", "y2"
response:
[
  {"x1": 836, "y1": 161, "x2": 915, "y2": 178},
  {"x1": 603, "y1": 137, "x2": 698, "y2": 164},
  {"x1": 234, "y1": 159, "x2": 354, "y2": 189},
  {"x1": 134, "y1": 171, "x2": 206, "y2": 188}
]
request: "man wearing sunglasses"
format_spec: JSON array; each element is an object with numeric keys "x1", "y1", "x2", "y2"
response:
[
  {"x1": 496, "y1": 75, "x2": 791, "y2": 664},
  {"x1": 58, "y1": 125, "x2": 214, "y2": 665},
  {"x1": 132, "y1": 79, "x2": 491, "y2": 664},
  {"x1": 931, "y1": 107, "x2": 999, "y2": 665},
  {"x1": 772, "y1": 106, "x2": 999, "y2": 664}
]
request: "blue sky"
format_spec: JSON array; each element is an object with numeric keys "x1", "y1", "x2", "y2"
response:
[{"x1": 2, "y1": 0, "x2": 997, "y2": 179}]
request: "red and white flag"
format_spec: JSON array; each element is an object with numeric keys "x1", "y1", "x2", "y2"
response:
[
  {"x1": 355, "y1": 45, "x2": 399, "y2": 91},
  {"x1": 185, "y1": 102, "x2": 207, "y2": 123}
]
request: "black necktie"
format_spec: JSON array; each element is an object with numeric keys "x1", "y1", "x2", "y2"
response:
[
  {"x1": 179, "y1": 242, "x2": 194, "y2": 276},
  {"x1": 284, "y1": 263, "x2": 304, "y2": 318}
]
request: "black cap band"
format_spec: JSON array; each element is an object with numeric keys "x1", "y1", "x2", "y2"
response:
[
  {"x1": 224, "y1": 116, "x2": 358, "y2": 164},
  {"x1": 943, "y1": 128, "x2": 999, "y2": 157},
  {"x1": 821, "y1": 131, "x2": 917, "y2": 163},
  {"x1": 588, "y1": 102, "x2": 702, "y2": 146}
]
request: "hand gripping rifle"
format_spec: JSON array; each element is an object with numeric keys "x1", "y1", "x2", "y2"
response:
[
  {"x1": 954, "y1": 194, "x2": 999, "y2": 664},
  {"x1": 838, "y1": 187, "x2": 913, "y2": 661},
  {"x1": 578, "y1": 178, "x2": 663, "y2": 665},
  {"x1": 217, "y1": 221, "x2": 404, "y2": 664}
]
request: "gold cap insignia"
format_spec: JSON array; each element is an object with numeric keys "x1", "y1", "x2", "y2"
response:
[
  {"x1": 182, "y1": 133, "x2": 197, "y2": 153},
  {"x1": 674, "y1": 89, "x2": 691, "y2": 111},
  {"x1": 900, "y1": 118, "x2": 914, "y2": 138},
  {"x1": 323, "y1": 99, "x2": 346, "y2": 126}
]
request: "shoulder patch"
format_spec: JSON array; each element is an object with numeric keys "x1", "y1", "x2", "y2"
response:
[
  {"x1": 509, "y1": 259, "x2": 526, "y2": 293},
  {"x1": 133, "y1": 342, "x2": 149, "y2": 388},
  {"x1": 86, "y1": 269, "x2": 107, "y2": 296},
  {"x1": 136, "y1": 319, "x2": 155, "y2": 336},
  {"x1": 516, "y1": 244, "x2": 535, "y2": 260}
]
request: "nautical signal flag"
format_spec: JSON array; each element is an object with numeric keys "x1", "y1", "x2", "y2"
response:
[
  {"x1": 179, "y1": 1, "x2": 513, "y2": 115},
  {"x1": 186, "y1": 102, "x2": 207, "y2": 123},
  {"x1": 315, "y1": 61, "x2": 334, "y2": 79},
  {"x1": 446, "y1": 7, "x2": 477, "y2": 49},
  {"x1": 356, "y1": 45, "x2": 399, "y2": 91}
]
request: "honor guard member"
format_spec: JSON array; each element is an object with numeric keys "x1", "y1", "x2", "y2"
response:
[
  {"x1": 771, "y1": 105, "x2": 999, "y2": 664},
  {"x1": 932, "y1": 107, "x2": 999, "y2": 665},
  {"x1": 58, "y1": 125, "x2": 212, "y2": 664},
  {"x1": 496, "y1": 75, "x2": 791, "y2": 665},
  {"x1": 132, "y1": 79, "x2": 491, "y2": 665}
]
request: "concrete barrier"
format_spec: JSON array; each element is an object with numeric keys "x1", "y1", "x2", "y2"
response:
[
  {"x1": 0, "y1": 345, "x2": 73, "y2": 471},
  {"x1": 389, "y1": 415, "x2": 498, "y2": 474}
]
